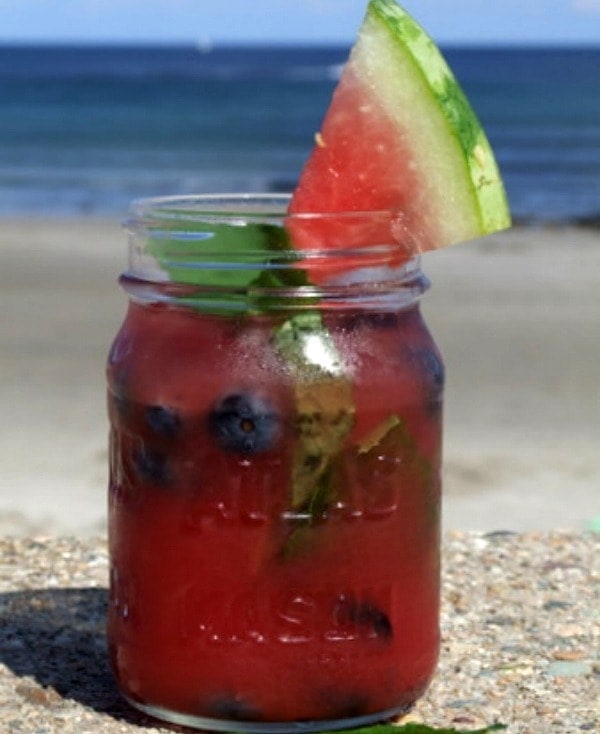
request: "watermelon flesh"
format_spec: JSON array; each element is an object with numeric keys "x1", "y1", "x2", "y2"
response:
[{"x1": 289, "y1": 0, "x2": 511, "y2": 262}]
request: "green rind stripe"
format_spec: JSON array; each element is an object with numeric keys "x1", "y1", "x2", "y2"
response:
[{"x1": 367, "y1": 0, "x2": 511, "y2": 234}]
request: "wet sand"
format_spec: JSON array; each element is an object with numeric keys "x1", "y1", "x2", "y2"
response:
[{"x1": 1, "y1": 218, "x2": 598, "y2": 535}]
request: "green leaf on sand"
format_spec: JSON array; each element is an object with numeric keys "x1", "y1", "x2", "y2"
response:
[{"x1": 305, "y1": 722, "x2": 506, "y2": 734}]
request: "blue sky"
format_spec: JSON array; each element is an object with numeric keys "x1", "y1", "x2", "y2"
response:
[{"x1": 0, "y1": 0, "x2": 599, "y2": 45}]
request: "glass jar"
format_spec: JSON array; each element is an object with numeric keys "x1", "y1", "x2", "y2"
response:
[{"x1": 106, "y1": 194, "x2": 444, "y2": 732}]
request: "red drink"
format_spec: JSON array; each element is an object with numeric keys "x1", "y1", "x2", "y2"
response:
[{"x1": 107, "y1": 196, "x2": 443, "y2": 731}]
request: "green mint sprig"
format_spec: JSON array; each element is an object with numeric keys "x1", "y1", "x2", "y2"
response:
[
  {"x1": 273, "y1": 311, "x2": 355, "y2": 511},
  {"x1": 145, "y1": 218, "x2": 314, "y2": 313},
  {"x1": 146, "y1": 214, "x2": 356, "y2": 543}
]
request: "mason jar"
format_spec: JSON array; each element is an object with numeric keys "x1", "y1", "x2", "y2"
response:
[{"x1": 106, "y1": 194, "x2": 444, "y2": 732}]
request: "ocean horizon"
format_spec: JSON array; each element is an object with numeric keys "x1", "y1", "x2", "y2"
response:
[{"x1": 1, "y1": 42, "x2": 599, "y2": 224}]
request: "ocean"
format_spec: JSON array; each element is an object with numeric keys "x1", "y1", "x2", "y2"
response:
[{"x1": 1, "y1": 43, "x2": 599, "y2": 223}]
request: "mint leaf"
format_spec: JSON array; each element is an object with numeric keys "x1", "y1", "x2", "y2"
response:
[
  {"x1": 271, "y1": 311, "x2": 355, "y2": 557},
  {"x1": 143, "y1": 216, "x2": 317, "y2": 313},
  {"x1": 146, "y1": 220, "x2": 287, "y2": 288},
  {"x1": 273, "y1": 312, "x2": 354, "y2": 513},
  {"x1": 355, "y1": 412, "x2": 439, "y2": 529}
]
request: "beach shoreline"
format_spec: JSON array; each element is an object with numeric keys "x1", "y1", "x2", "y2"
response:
[{"x1": 1, "y1": 217, "x2": 599, "y2": 536}]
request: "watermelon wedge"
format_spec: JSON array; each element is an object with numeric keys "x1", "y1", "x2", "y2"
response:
[{"x1": 288, "y1": 0, "x2": 511, "y2": 259}]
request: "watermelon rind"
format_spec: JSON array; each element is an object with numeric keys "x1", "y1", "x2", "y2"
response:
[
  {"x1": 290, "y1": 0, "x2": 511, "y2": 251},
  {"x1": 360, "y1": 0, "x2": 511, "y2": 241}
]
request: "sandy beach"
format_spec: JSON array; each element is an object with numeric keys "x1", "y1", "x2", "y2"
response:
[{"x1": 1, "y1": 218, "x2": 599, "y2": 536}]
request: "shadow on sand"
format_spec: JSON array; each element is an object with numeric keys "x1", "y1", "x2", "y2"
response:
[{"x1": 0, "y1": 587, "x2": 162, "y2": 728}]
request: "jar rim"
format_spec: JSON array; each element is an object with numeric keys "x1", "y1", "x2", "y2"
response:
[
  {"x1": 125, "y1": 193, "x2": 416, "y2": 228},
  {"x1": 121, "y1": 192, "x2": 430, "y2": 312},
  {"x1": 124, "y1": 193, "x2": 423, "y2": 267}
]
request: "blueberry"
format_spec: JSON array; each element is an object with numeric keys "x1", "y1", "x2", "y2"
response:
[
  {"x1": 133, "y1": 444, "x2": 171, "y2": 485},
  {"x1": 113, "y1": 393, "x2": 129, "y2": 417},
  {"x1": 206, "y1": 695, "x2": 261, "y2": 721},
  {"x1": 354, "y1": 602, "x2": 393, "y2": 639},
  {"x1": 209, "y1": 393, "x2": 280, "y2": 455},
  {"x1": 107, "y1": 388, "x2": 130, "y2": 421},
  {"x1": 407, "y1": 346, "x2": 444, "y2": 412},
  {"x1": 108, "y1": 373, "x2": 131, "y2": 418},
  {"x1": 320, "y1": 691, "x2": 370, "y2": 719},
  {"x1": 145, "y1": 405, "x2": 181, "y2": 437},
  {"x1": 334, "y1": 595, "x2": 393, "y2": 641}
]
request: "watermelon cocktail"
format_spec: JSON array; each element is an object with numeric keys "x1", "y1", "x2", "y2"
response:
[
  {"x1": 107, "y1": 0, "x2": 510, "y2": 730},
  {"x1": 107, "y1": 197, "x2": 443, "y2": 730}
]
